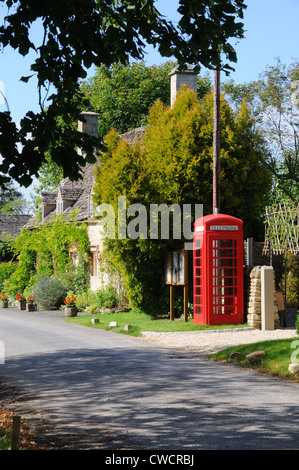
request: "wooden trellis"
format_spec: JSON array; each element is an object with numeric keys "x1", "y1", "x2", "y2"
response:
[{"x1": 263, "y1": 202, "x2": 299, "y2": 255}]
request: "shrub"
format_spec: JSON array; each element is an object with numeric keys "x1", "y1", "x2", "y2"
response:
[
  {"x1": 282, "y1": 252, "x2": 299, "y2": 309},
  {"x1": 70, "y1": 290, "x2": 89, "y2": 312},
  {"x1": 296, "y1": 313, "x2": 299, "y2": 335},
  {"x1": 32, "y1": 276, "x2": 68, "y2": 310},
  {"x1": 92, "y1": 286, "x2": 119, "y2": 309},
  {"x1": 74, "y1": 286, "x2": 120, "y2": 312},
  {"x1": 0, "y1": 261, "x2": 17, "y2": 292}
]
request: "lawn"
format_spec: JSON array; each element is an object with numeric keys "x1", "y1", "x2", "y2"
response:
[
  {"x1": 66, "y1": 308, "x2": 248, "y2": 336},
  {"x1": 210, "y1": 338, "x2": 299, "y2": 383}
]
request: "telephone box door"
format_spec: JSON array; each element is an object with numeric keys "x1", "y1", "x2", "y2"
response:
[{"x1": 193, "y1": 214, "x2": 244, "y2": 325}]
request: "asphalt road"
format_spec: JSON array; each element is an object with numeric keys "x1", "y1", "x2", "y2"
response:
[{"x1": 0, "y1": 308, "x2": 298, "y2": 450}]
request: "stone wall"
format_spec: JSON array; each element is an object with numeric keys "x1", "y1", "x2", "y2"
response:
[{"x1": 247, "y1": 266, "x2": 280, "y2": 329}]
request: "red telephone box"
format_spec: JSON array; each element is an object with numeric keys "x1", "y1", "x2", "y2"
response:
[{"x1": 193, "y1": 214, "x2": 244, "y2": 325}]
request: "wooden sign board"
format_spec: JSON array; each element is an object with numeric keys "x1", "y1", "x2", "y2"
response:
[
  {"x1": 165, "y1": 250, "x2": 187, "y2": 286},
  {"x1": 165, "y1": 250, "x2": 188, "y2": 321}
]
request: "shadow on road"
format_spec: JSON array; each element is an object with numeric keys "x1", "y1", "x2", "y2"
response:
[{"x1": 0, "y1": 345, "x2": 299, "y2": 450}]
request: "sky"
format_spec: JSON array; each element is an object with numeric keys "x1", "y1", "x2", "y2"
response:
[{"x1": 0, "y1": 0, "x2": 298, "y2": 201}]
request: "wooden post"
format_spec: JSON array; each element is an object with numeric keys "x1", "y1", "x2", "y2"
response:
[
  {"x1": 11, "y1": 415, "x2": 21, "y2": 450},
  {"x1": 213, "y1": 66, "x2": 221, "y2": 214},
  {"x1": 183, "y1": 251, "x2": 188, "y2": 322},
  {"x1": 170, "y1": 285, "x2": 174, "y2": 321}
]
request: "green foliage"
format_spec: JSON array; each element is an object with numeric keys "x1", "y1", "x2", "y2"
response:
[
  {"x1": 283, "y1": 252, "x2": 299, "y2": 309},
  {"x1": 210, "y1": 338, "x2": 299, "y2": 382},
  {"x1": 93, "y1": 87, "x2": 271, "y2": 313},
  {"x1": 0, "y1": 0, "x2": 246, "y2": 187},
  {"x1": 0, "y1": 236, "x2": 14, "y2": 262},
  {"x1": 0, "y1": 261, "x2": 17, "y2": 293},
  {"x1": 74, "y1": 286, "x2": 120, "y2": 312},
  {"x1": 4, "y1": 212, "x2": 90, "y2": 296},
  {"x1": 0, "y1": 428, "x2": 11, "y2": 450},
  {"x1": 223, "y1": 59, "x2": 299, "y2": 203},
  {"x1": 0, "y1": 179, "x2": 28, "y2": 214},
  {"x1": 81, "y1": 61, "x2": 211, "y2": 141},
  {"x1": 32, "y1": 276, "x2": 68, "y2": 310},
  {"x1": 29, "y1": 153, "x2": 64, "y2": 215},
  {"x1": 91, "y1": 286, "x2": 119, "y2": 309}
]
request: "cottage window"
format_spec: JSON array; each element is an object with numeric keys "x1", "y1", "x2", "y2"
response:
[
  {"x1": 90, "y1": 251, "x2": 98, "y2": 277},
  {"x1": 57, "y1": 201, "x2": 63, "y2": 215}
]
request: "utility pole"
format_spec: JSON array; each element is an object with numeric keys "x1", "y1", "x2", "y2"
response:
[{"x1": 213, "y1": 66, "x2": 220, "y2": 214}]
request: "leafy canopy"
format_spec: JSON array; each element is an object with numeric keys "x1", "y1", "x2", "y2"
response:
[
  {"x1": 80, "y1": 61, "x2": 211, "y2": 141},
  {"x1": 0, "y1": 0, "x2": 246, "y2": 187},
  {"x1": 222, "y1": 58, "x2": 299, "y2": 203}
]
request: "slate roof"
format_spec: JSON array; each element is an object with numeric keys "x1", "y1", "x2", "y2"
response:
[
  {"x1": 24, "y1": 126, "x2": 145, "y2": 229},
  {"x1": 0, "y1": 214, "x2": 33, "y2": 237},
  {"x1": 40, "y1": 191, "x2": 57, "y2": 205}
]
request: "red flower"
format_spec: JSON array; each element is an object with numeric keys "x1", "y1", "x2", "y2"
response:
[{"x1": 64, "y1": 296, "x2": 76, "y2": 305}]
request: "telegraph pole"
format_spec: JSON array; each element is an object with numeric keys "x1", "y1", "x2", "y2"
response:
[{"x1": 213, "y1": 66, "x2": 221, "y2": 214}]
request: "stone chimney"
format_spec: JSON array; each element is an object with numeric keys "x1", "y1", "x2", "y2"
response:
[
  {"x1": 168, "y1": 66, "x2": 197, "y2": 107},
  {"x1": 78, "y1": 111, "x2": 99, "y2": 138},
  {"x1": 78, "y1": 111, "x2": 99, "y2": 156}
]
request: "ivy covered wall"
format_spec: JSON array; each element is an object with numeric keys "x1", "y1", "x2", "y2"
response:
[{"x1": 3, "y1": 212, "x2": 90, "y2": 296}]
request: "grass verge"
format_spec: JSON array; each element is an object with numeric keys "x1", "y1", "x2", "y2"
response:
[
  {"x1": 66, "y1": 308, "x2": 248, "y2": 336},
  {"x1": 210, "y1": 338, "x2": 299, "y2": 383}
]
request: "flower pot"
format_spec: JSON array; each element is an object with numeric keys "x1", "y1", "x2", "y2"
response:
[
  {"x1": 0, "y1": 301, "x2": 8, "y2": 308},
  {"x1": 26, "y1": 303, "x2": 36, "y2": 312},
  {"x1": 65, "y1": 306, "x2": 77, "y2": 317},
  {"x1": 18, "y1": 301, "x2": 26, "y2": 310}
]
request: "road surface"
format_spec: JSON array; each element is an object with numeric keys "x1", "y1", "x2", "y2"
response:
[{"x1": 0, "y1": 308, "x2": 298, "y2": 450}]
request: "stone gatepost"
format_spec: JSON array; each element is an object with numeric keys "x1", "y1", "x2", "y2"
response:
[{"x1": 247, "y1": 266, "x2": 280, "y2": 329}]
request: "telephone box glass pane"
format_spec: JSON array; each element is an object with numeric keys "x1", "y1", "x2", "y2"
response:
[{"x1": 212, "y1": 238, "x2": 237, "y2": 315}]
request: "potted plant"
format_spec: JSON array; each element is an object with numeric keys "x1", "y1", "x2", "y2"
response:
[
  {"x1": 16, "y1": 293, "x2": 26, "y2": 310},
  {"x1": 26, "y1": 295, "x2": 37, "y2": 312},
  {"x1": 63, "y1": 295, "x2": 77, "y2": 317},
  {"x1": 0, "y1": 294, "x2": 9, "y2": 308}
]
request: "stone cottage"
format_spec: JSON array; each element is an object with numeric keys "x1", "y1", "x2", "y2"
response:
[{"x1": 24, "y1": 67, "x2": 198, "y2": 291}]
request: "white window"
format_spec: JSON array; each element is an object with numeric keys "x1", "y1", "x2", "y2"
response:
[
  {"x1": 57, "y1": 201, "x2": 63, "y2": 215},
  {"x1": 90, "y1": 251, "x2": 98, "y2": 276}
]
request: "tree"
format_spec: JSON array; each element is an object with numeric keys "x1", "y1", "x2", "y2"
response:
[
  {"x1": 0, "y1": 180, "x2": 28, "y2": 214},
  {"x1": 222, "y1": 59, "x2": 299, "y2": 203},
  {"x1": 29, "y1": 154, "x2": 64, "y2": 216},
  {"x1": 0, "y1": 0, "x2": 246, "y2": 187},
  {"x1": 80, "y1": 61, "x2": 212, "y2": 141},
  {"x1": 92, "y1": 87, "x2": 271, "y2": 313}
]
